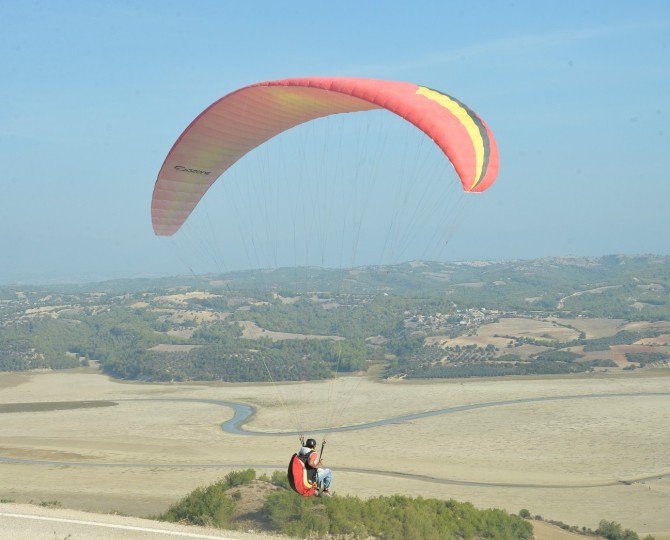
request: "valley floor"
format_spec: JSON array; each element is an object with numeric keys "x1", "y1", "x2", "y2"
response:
[{"x1": 0, "y1": 369, "x2": 668, "y2": 537}]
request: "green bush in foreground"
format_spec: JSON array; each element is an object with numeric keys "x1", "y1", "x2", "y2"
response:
[
  {"x1": 156, "y1": 470, "x2": 655, "y2": 540},
  {"x1": 158, "y1": 469, "x2": 255, "y2": 528},
  {"x1": 162, "y1": 470, "x2": 660, "y2": 540},
  {"x1": 262, "y1": 491, "x2": 532, "y2": 540},
  {"x1": 220, "y1": 468, "x2": 256, "y2": 488},
  {"x1": 269, "y1": 469, "x2": 290, "y2": 489}
]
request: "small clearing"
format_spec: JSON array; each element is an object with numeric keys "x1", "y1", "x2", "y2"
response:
[
  {"x1": 272, "y1": 293, "x2": 299, "y2": 304},
  {"x1": 453, "y1": 281, "x2": 486, "y2": 288},
  {"x1": 310, "y1": 295, "x2": 340, "y2": 309},
  {"x1": 557, "y1": 285, "x2": 621, "y2": 309},
  {"x1": 479, "y1": 317, "x2": 580, "y2": 343},
  {"x1": 164, "y1": 328, "x2": 196, "y2": 339},
  {"x1": 421, "y1": 271, "x2": 452, "y2": 281},
  {"x1": 237, "y1": 320, "x2": 343, "y2": 341},
  {"x1": 155, "y1": 291, "x2": 219, "y2": 305},
  {"x1": 637, "y1": 334, "x2": 670, "y2": 346},
  {"x1": 623, "y1": 320, "x2": 670, "y2": 333},
  {"x1": 530, "y1": 520, "x2": 598, "y2": 539},
  {"x1": 157, "y1": 309, "x2": 230, "y2": 325},
  {"x1": 23, "y1": 306, "x2": 68, "y2": 318},
  {"x1": 547, "y1": 317, "x2": 625, "y2": 339},
  {"x1": 148, "y1": 344, "x2": 201, "y2": 353}
]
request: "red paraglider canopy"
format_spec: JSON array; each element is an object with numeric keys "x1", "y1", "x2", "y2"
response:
[{"x1": 152, "y1": 77, "x2": 499, "y2": 236}]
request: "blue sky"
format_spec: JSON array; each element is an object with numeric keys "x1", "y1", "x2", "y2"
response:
[{"x1": 1, "y1": 1, "x2": 669, "y2": 283}]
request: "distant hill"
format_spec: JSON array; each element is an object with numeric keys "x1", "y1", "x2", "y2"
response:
[{"x1": 1, "y1": 255, "x2": 669, "y2": 381}]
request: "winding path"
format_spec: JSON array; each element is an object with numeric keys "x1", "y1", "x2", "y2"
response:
[
  {"x1": 156, "y1": 391, "x2": 670, "y2": 436},
  {"x1": 1, "y1": 392, "x2": 669, "y2": 489}
]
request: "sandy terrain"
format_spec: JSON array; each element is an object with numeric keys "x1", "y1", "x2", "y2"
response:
[
  {"x1": 0, "y1": 501, "x2": 267, "y2": 539},
  {"x1": 530, "y1": 521, "x2": 599, "y2": 540},
  {"x1": 0, "y1": 370, "x2": 668, "y2": 537},
  {"x1": 237, "y1": 320, "x2": 343, "y2": 341}
]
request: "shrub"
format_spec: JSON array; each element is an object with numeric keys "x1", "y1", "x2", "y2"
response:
[
  {"x1": 157, "y1": 473, "x2": 252, "y2": 528},
  {"x1": 583, "y1": 343, "x2": 610, "y2": 352},
  {"x1": 583, "y1": 358, "x2": 617, "y2": 367},
  {"x1": 270, "y1": 470, "x2": 289, "y2": 489},
  {"x1": 221, "y1": 469, "x2": 256, "y2": 489},
  {"x1": 624, "y1": 352, "x2": 669, "y2": 367},
  {"x1": 38, "y1": 500, "x2": 62, "y2": 507},
  {"x1": 596, "y1": 519, "x2": 647, "y2": 540},
  {"x1": 261, "y1": 491, "x2": 532, "y2": 539},
  {"x1": 263, "y1": 491, "x2": 329, "y2": 537}
]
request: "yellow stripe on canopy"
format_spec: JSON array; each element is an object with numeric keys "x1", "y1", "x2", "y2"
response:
[{"x1": 415, "y1": 86, "x2": 486, "y2": 189}]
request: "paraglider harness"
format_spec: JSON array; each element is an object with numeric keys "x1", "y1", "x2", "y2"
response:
[{"x1": 287, "y1": 437, "x2": 326, "y2": 497}]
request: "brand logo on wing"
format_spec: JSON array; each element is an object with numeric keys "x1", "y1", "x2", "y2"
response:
[{"x1": 174, "y1": 165, "x2": 211, "y2": 175}]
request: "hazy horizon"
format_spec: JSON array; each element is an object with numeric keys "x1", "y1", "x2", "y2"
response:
[{"x1": 2, "y1": 252, "x2": 667, "y2": 288}]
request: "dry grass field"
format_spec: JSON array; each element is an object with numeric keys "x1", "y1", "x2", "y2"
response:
[
  {"x1": 638, "y1": 334, "x2": 670, "y2": 346},
  {"x1": 427, "y1": 317, "x2": 583, "y2": 361},
  {"x1": 155, "y1": 308, "x2": 230, "y2": 325},
  {"x1": 546, "y1": 318, "x2": 627, "y2": 339},
  {"x1": 154, "y1": 292, "x2": 220, "y2": 304},
  {"x1": 624, "y1": 321, "x2": 670, "y2": 333},
  {"x1": 428, "y1": 318, "x2": 582, "y2": 350},
  {"x1": 478, "y1": 317, "x2": 581, "y2": 342},
  {"x1": 425, "y1": 316, "x2": 670, "y2": 374},
  {"x1": 0, "y1": 369, "x2": 668, "y2": 538}
]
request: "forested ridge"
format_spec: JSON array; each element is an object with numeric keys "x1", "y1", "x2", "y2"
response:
[{"x1": 2, "y1": 255, "x2": 669, "y2": 382}]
